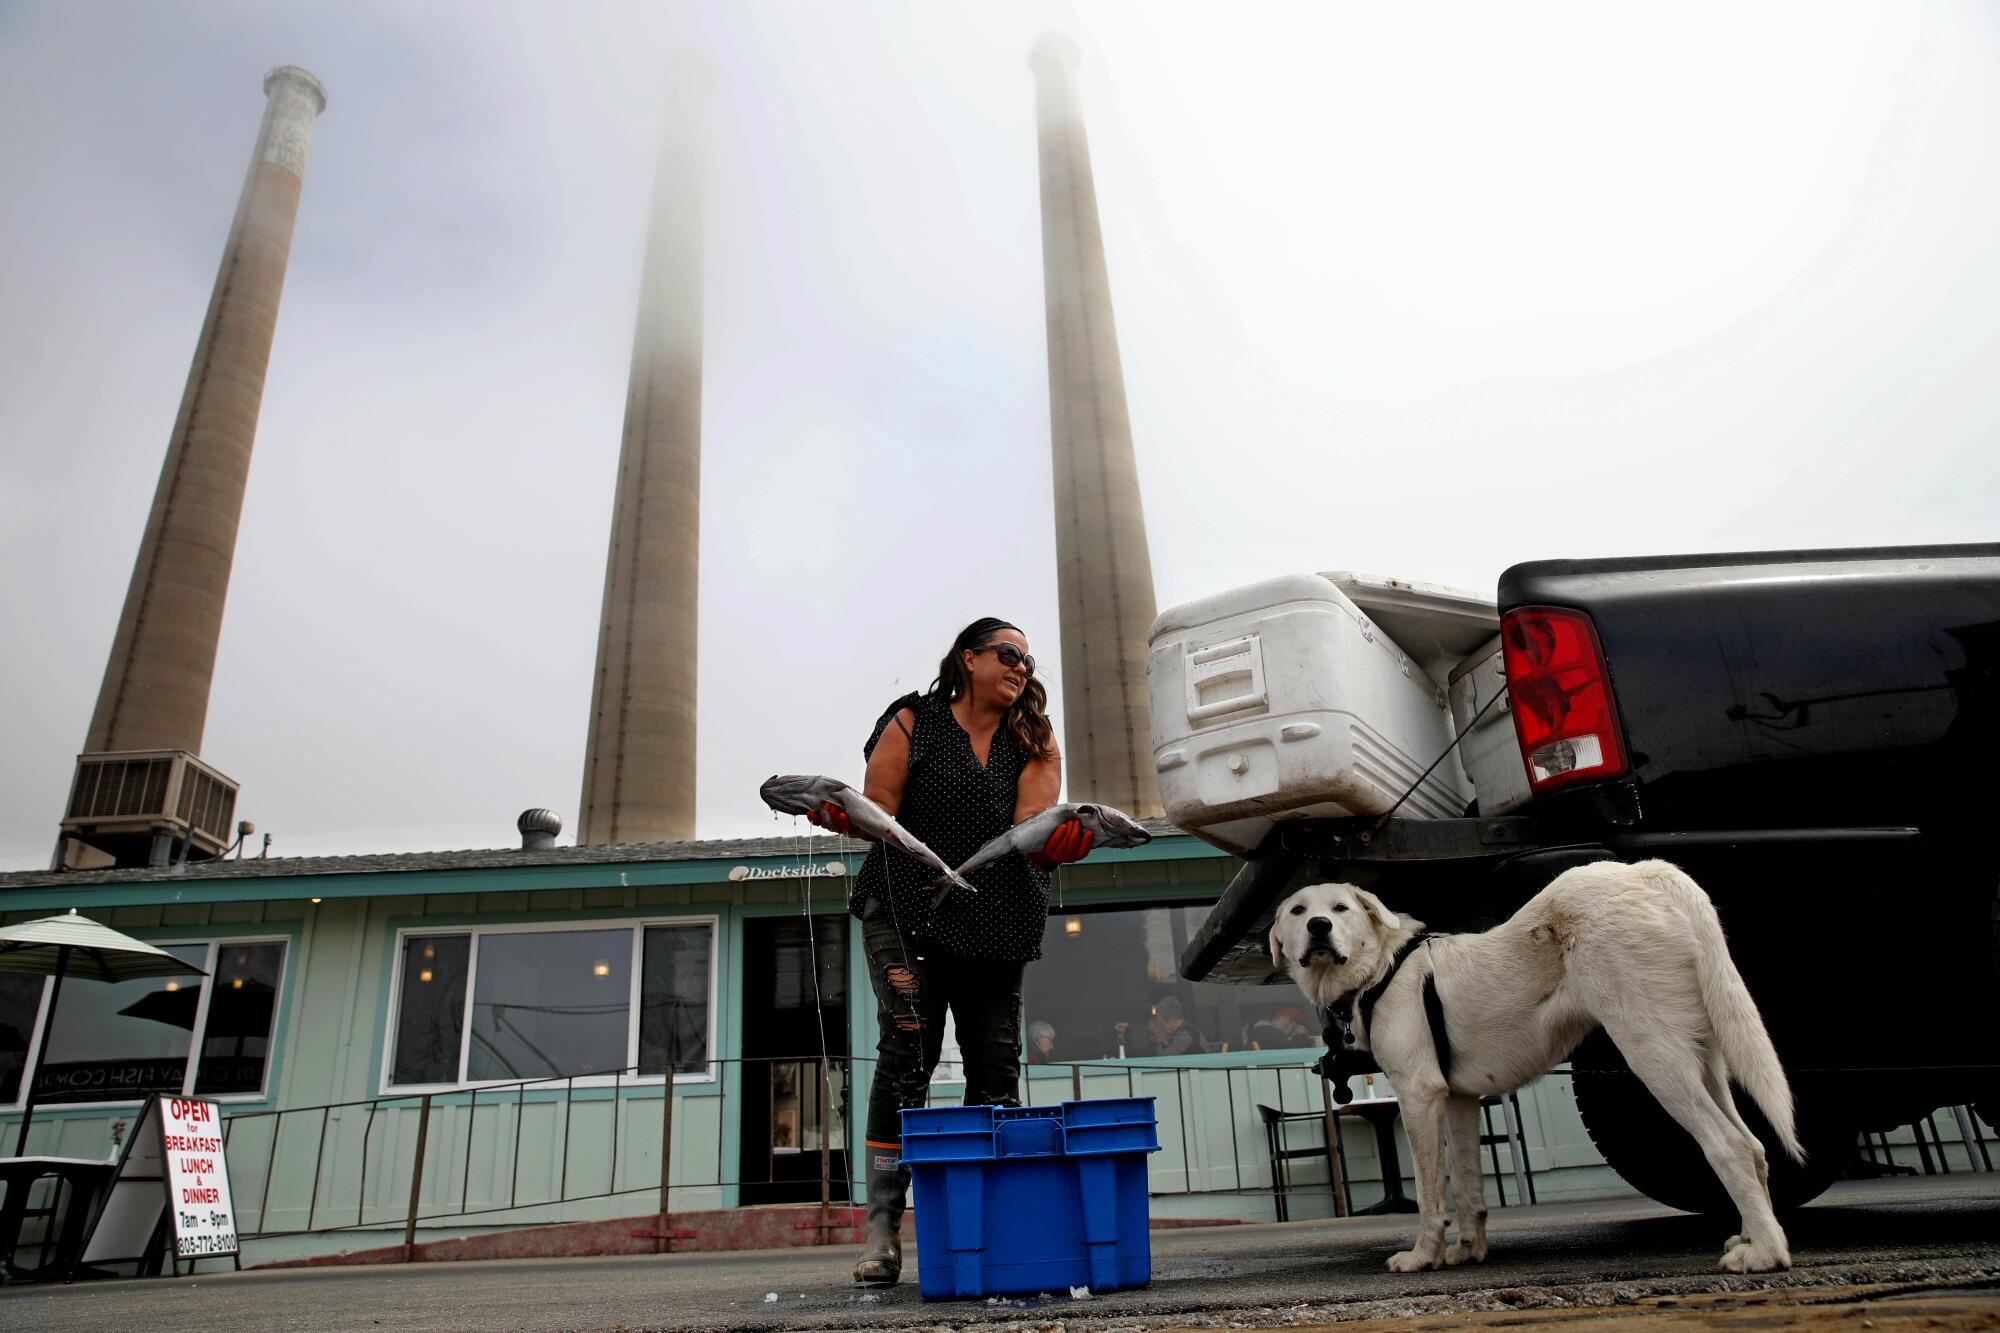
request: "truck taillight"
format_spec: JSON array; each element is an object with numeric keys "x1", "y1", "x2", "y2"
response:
[{"x1": 1499, "y1": 605, "x2": 1628, "y2": 794}]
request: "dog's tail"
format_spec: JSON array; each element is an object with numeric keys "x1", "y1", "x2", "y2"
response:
[{"x1": 1651, "y1": 860, "x2": 1805, "y2": 1163}]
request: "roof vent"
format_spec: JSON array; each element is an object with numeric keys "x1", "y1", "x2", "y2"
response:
[{"x1": 518, "y1": 808, "x2": 563, "y2": 851}]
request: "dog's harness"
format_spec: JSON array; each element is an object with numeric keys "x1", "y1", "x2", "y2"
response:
[{"x1": 1315, "y1": 934, "x2": 1454, "y2": 1104}]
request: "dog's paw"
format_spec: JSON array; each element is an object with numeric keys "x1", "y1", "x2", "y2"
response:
[
  {"x1": 1719, "y1": 1237, "x2": 1791, "y2": 1273},
  {"x1": 1444, "y1": 1239, "x2": 1488, "y2": 1266},
  {"x1": 1387, "y1": 1249, "x2": 1439, "y2": 1273}
]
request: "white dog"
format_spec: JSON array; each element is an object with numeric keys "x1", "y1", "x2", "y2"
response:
[{"x1": 1270, "y1": 859, "x2": 1800, "y2": 1274}]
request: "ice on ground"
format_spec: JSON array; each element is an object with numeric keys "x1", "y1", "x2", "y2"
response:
[
  {"x1": 763, "y1": 1293, "x2": 778, "y2": 1303},
  {"x1": 1070, "y1": 1285, "x2": 1093, "y2": 1299}
]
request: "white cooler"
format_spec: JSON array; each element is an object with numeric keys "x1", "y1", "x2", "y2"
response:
[
  {"x1": 1447, "y1": 636, "x2": 1534, "y2": 816},
  {"x1": 1147, "y1": 573, "x2": 1488, "y2": 856}
]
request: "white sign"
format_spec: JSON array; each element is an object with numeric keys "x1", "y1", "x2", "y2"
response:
[
  {"x1": 161, "y1": 1097, "x2": 239, "y2": 1259},
  {"x1": 79, "y1": 1094, "x2": 240, "y2": 1273},
  {"x1": 78, "y1": 1107, "x2": 167, "y2": 1271},
  {"x1": 728, "y1": 861, "x2": 847, "y2": 881}
]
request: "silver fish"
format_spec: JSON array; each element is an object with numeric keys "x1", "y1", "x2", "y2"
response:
[
  {"x1": 935, "y1": 802, "x2": 1153, "y2": 903},
  {"x1": 759, "y1": 774, "x2": 977, "y2": 896}
]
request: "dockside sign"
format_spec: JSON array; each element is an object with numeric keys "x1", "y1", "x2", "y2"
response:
[{"x1": 728, "y1": 861, "x2": 847, "y2": 881}]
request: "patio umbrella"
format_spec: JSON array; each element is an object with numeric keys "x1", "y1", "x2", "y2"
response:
[{"x1": 0, "y1": 910, "x2": 207, "y2": 1156}]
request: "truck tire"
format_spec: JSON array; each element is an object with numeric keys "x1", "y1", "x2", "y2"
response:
[{"x1": 1569, "y1": 1032, "x2": 1855, "y2": 1215}]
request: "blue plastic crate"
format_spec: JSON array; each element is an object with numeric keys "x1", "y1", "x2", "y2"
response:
[{"x1": 901, "y1": 1098, "x2": 1160, "y2": 1300}]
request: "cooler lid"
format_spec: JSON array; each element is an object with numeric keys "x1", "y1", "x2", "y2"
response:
[
  {"x1": 1149, "y1": 572, "x2": 1357, "y2": 642},
  {"x1": 1320, "y1": 572, "x2": 1498, "y2": 681}
]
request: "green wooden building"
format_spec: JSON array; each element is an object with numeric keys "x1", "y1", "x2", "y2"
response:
[{"x1": 1, "y1": 826, "x2": 1632, "y2": 1264}]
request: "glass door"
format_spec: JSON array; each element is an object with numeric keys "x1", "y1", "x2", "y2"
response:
[{"x1": 737, "y1": 913, "x2": 850, "y2": 1204}]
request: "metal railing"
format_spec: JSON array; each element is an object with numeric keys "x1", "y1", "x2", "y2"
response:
[
  {"x1": 216, "y1": 1053, "x2": 1390, "y2": 1258},
  {"x1": 221, "y1": 1056, "x2": 843, "y2": 1255}
]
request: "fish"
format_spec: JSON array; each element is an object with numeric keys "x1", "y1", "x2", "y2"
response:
[
  {"x1": 933, "y1": 802, "x2": 1153, "y2": 904},
  {"x1": 758, "y1": 774, "x2": 977, "y2": 897}
]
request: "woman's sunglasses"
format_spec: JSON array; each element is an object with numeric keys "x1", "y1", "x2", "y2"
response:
[{"x1": 971, "y1": 643, "x2": 1036, "y2": 676}]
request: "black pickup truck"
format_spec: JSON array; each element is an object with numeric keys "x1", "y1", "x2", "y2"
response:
[{"x1": 1179, "y1": 542, "x2": 1998, "y2": 1211}]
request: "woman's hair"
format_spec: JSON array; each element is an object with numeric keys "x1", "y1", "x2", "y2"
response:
[{"x1": 930, "y1": 616, "x2": 1057, "y2": 760}]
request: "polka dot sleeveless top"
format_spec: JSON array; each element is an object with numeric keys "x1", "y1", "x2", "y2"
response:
[{"x1": 850, "y1": 691, "x2": 1051, "y2": 962}]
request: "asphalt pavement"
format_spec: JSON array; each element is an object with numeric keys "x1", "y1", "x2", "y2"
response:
[{"x1": 4, "y1": 1175, "x2": 1997, "y2": 1331}]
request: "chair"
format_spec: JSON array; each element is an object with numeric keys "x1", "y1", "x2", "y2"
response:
[
  {"x1": 0, "y1": 1157, "x2": 114, "y2": 1284},
  {"x1": 1478, "y1": 1093, "x2": 1536, "y2": 1206},
  {"x1": 1858, "y1": 1106, "x2": 1992, "y2": 1176},
  {"x1": 1862, "y1": 1111, "x2": 1948, "y2": 1176},
  {"x1": 1257, "y1": 1103, "x2": 1349, "y2": 1221},
  {"x1": 1957, "y1": 1106, "x2": 1995, "y2": 1172},
  {"x1": 1260, "y1": 1092, "x2": 1537, "y2": 1223}
]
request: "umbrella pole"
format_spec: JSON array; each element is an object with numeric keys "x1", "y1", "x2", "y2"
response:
[{"x1": 14, "y1": 944, "x2": 69, "y2": 1157}]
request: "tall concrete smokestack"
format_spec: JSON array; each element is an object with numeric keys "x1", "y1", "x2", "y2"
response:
[
  {"x1": 577, "y1": 117, "x2": 705, "y2": 846},
  {"x1": 1028, "y1": 36, "x2": 1162, "y2": 817},
  {"x1": 86, "y1": 66, "x2": 325, "y2": 756},
  {"x1": 60, "y1": 67, "x2": 325, "y2": 870}
]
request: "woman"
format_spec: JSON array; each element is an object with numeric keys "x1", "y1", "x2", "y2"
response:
[{"x1": 810, "y1": 617, "x2": 1094, "y2": 1286}]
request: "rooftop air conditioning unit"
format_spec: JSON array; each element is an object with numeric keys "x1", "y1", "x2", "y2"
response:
[{"x1": 59, "y1": 750, "x2": 240, "y2": 869}]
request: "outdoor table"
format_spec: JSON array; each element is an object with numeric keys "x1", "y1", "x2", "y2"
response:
[
  {"x1": 1340, "y1": 1097, "x2": 1418, "y2": 1215},
  {"x1": 0, "y1": 1156, "x2": 115, "y2": 1283}
]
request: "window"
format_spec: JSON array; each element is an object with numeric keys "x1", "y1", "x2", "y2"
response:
[
  {"x1": 639, "y1": 924, "x2": 713, "y2": 1076},
  {"x1": 0, "y1": 938, "x2": 288, "y2": 1108},
  {"x1": 193, "y1": 941, "x2": 287, "y2": 1093},
  {"x1": 0, "y1": 974, "x2": 46, "y2": 1104},
  {"x1": 391, "y1": 935, "x2": 470, "y2": 1087},
  {"x1": 1025, "y1": 906, "x2": 1285, "y2": 1063},
  {"x1": 387, "y1": 920, "x2": 715, "y2": 1089},
  {"x1": 470, "y1": 928, "x2": 630, "y2": 1081}
]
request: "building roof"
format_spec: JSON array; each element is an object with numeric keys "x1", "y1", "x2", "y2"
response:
[{"x1": 0, "y1": 817, "x2": 1203, "y2": 893}]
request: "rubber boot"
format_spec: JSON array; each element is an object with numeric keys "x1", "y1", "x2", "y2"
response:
[{"x1": 851, "y1": 1152, "x2": 910, "y2": 1286}]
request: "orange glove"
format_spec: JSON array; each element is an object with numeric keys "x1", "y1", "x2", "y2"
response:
[
  {"x1": 1028, "y1": 818, "x2": 1094, "y2": 871},
  {"x1": 805, "y1": 801, "x2": 854, "y2": 837}
]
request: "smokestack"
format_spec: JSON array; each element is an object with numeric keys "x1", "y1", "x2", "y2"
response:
[
  {"x1": 1028, "y1": 37, "x2": 1162, "y2": 817},
  {"x1": 577, "y1": 109, "x2": 705, "y2": 845},
  {"x1": 85, "y1": 66, "x2": 326, "y2": 758},
  {"x1": 60, "y1": 67, "x2": 326, "y2": 870}
]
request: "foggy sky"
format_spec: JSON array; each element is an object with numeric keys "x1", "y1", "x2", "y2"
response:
[{"x1": 2, "y1": 1, "x2": 1996, "y2": 868}]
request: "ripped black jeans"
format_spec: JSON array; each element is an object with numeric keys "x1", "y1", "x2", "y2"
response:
[{"x1": 859, "y1": 895, "x2": 1026, "y2": 1147}]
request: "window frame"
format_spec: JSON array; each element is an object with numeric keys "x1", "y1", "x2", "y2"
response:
[
  {"x1": 0, "y1": 933, "x2": 293, "y2": 1112},
  {"x1": 380, "y1": 915, "x2": 720, "y2": 1095}
]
